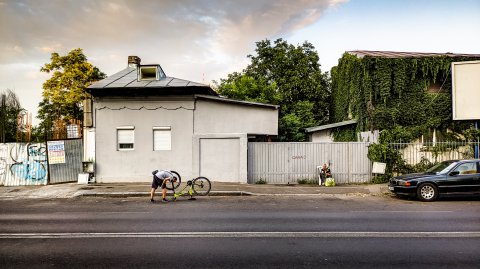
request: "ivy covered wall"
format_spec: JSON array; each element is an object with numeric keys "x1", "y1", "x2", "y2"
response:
[{"x1": 330, "y1": 53, "x2": 480, "y2": 142}]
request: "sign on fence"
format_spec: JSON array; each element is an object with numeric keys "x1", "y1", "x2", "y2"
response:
[{"x1": 47, "y1": 141, "x2": 66, "y2": 164}]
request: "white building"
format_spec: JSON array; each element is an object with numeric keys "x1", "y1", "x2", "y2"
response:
[{"x1": 86, "y1": 56, "x2": 278, "y2": 183}]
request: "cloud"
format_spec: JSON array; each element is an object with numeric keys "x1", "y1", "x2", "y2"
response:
[
  {"x1": 0, "y1": 0, "x2": 346, "y2": 122},
  {"x1": 0, "y1": 0, "x2": 345, "y2": 66}
]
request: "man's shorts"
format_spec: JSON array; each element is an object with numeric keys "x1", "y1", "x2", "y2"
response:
[{"x1": 151, "y1": 175, "x2": 167, "y2": 189}]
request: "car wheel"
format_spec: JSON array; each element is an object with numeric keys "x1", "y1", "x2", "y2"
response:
[{"x1": 417, "y1": 183, "x2": 438, "y2": 202}]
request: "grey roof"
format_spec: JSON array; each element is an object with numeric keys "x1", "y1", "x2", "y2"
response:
[
  {"x1": 195, "y1": 95, "x2": 279, "y2": 109},
  {"x1": 348, "y1": 50, "x2": 480, "y2": 58},
  {"x1": 87, "y1": 67, "x2": 217, "y2": 96},
  {"x1": 305, "y1": 119, "x2": 358, "y2": 133}
]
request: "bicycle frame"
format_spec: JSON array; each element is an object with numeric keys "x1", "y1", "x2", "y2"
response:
[{"x1": 170, "y1": 180, "x2": 196, "y2": 200}]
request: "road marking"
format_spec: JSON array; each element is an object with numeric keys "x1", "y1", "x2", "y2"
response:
[
  {"x1": 1, "y1": 231, "x2": 480, "y2": 239},
  {"x1": 351, "y1": 211, "x2": 454, "y2": 213}
]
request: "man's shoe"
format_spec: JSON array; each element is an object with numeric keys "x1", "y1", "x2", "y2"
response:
[
  {"x1": 150, "y1": 199, "x2": 155, "y2": 203},
  {"x1": 162, "y1": 198, "x2": 169, "y2": 203}
]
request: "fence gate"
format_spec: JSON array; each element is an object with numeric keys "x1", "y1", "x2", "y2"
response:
[
  {"x1": 48, "y1": 139, "x2": 83, "y2": 184},
  {"x1": 247, "y1": 142, "x2": 372, "y2": 184}
]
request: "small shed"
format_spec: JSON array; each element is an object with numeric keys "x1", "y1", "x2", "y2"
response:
[
  {"x1": 86, "y1": 56, "x2": 279, "y2": 183},
  {"x1": 306, "y1": 119, "x2": 358, "y2": 142}
]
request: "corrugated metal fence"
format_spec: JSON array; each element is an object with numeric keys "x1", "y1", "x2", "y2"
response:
[
  {"x1": 0, "y1": 139, "x2": 83, "y2": 186},
  {"x1": 48, "y1": 139, "x2": 83, "y2": 184},
  {"x1": 247, "y1": 142, "x2": 372, "y2": 184}
]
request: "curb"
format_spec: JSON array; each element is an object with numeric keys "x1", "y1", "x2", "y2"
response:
[{"x1": 76, "y1": 191, "x2": 251, "y2": 198}]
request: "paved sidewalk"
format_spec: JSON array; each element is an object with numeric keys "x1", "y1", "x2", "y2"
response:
[{"x1": 0, "y1": 182, "x2": 390, "y2": 200}]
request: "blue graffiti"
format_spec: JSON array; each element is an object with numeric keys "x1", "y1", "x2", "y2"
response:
[{"x1": 10, "y1": 144, "x2": 48, "y2": 181}]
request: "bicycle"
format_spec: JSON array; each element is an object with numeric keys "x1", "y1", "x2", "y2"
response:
[{"x1": 166, "y1": 171, "x2": 211, "y2": 200}]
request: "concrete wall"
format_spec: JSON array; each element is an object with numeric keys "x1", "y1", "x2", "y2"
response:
[
  {"x1": 192, "y1": 134, "x2": 248, "y2": 183},
  {"x1": 194, "y1": 99, "x2": 278, "y2": 135},
  {"x1": 93, "y1": 96, "x2": 278, "y2": 183},
  {"x1": 94, "y1": 97, "x2": 195, "y2": 182},
  {"x1": 310, "y1": 130, "x2": 334, "y2": 142}
]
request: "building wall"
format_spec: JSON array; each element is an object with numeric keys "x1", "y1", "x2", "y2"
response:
[
  {"x1": 192, "y1": 134, "x2": 248, "y2": 183},
  {"x1": 94, "y1": 98, "x2": 195, "y2": 182},
  {"x1": 92, "y1": 97, "x2": 278, "y2": 183},
  {"x1": 310, "y1": 130, "x2": 333, "y2": 142},
  {"x1": 194, "y1": 99, "x2": 278, "y2": 135}
]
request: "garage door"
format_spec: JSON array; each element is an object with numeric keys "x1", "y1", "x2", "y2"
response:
[{"x1": 200, "y1": 138, "x2": 240, "y2": 182}]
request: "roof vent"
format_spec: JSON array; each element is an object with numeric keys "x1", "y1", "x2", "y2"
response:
[{"x1": 128, "y1": 56, "x2": 141, "y2": 68}]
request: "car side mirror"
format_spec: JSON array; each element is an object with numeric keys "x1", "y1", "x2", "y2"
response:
[{"x1": 449, "y1": 171, "x2": 460, "y2": 176}]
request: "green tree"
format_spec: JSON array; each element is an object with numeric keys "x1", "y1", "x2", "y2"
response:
[
  {"x1": 215, "y1": 39, "x2": 330, "y2": 141},
  {"x1": 38, "y1": 48, "x2": 105, "y2": 135},
  {"x1": 215, "y1": 73, "x2": 281, "y2": 105},
  {"x1": 0, "y1": 89, "x2": 24, "y2": 143}
]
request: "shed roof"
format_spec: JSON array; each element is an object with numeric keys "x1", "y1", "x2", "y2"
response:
[
  {"x1": 348, "y1": 50, "x2": 480, "y2": 58},
  {"x1": 305, "y1": 119, "x2": 358, "y2": 133},
  {"x1": 87, "y1": 67, "x2": 218, "y2": 97}
]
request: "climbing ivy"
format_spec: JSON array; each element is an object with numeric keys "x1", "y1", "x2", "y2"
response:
[{"x1": 331, "y1": 53, "x2": 480, "y2": 141}]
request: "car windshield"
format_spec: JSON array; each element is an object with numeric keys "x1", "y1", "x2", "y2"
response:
[{"x1": 426, "y1": 161, "x2": 458, "y2": 174}]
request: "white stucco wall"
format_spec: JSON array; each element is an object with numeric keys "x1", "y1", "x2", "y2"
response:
[
  {"x1": 194, "y1": 99, "x2": 278, "y2": 135},
  {"x1": 93, "y1": 97, "x2": 195, "y2": 182},
  {"x1": 92, "y1": 96, "x2": 278, "y2": 183},
  {"x1": 310, "y1": 130, "x2": 334, "y2": 142}
]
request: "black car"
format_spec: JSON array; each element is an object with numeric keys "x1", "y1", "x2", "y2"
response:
[{"x1": 389, "y1": 159, "x2": 480, "y2": 201}]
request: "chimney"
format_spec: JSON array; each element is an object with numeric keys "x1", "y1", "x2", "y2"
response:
[{"x1": 128, "y1": 56, "x2": 141, "y2": 68}]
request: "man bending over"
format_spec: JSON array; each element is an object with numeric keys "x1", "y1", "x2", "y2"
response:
[{"x1": 150, "y1": 170, "x2": 175, "y2": 203}]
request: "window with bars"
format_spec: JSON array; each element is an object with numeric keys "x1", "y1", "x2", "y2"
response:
[{"x1": 117, "y1": 126, "x2": 135, "y2": 150}]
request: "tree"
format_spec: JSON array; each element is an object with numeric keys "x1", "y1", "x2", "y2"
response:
[
  {"x1": 0, "y1": 89, "x2": 24, "y2": 143},
  {"x1": 215, "y1": 73, "x2": 281, "y2": 105},
  {"x1": 215, "y1": 39, "x2": 330, "y2": 141},
  {"x1": 38, "y1": 48, "x2": 105, "y2": 137}
]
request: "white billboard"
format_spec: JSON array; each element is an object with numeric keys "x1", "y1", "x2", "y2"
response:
[{"x1": 452, "y1": 60, "x2": 480, "y2": 120}]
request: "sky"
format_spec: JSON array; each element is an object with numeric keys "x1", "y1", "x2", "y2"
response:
[{"x1": 1, "y1": 0, "x2": 479, "y2": 125}]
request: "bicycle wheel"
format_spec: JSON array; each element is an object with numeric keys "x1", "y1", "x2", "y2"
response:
[
  {"x1": 165, "y1": 170, "x2": 182, "y2": 190},
  {"x1": 192, "y1": 177, "x2": 211, "y2": 196}
]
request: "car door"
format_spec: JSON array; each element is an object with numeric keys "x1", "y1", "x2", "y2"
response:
[{"x1": 442, "y1": 162, "x2": 478, "y2": 193}]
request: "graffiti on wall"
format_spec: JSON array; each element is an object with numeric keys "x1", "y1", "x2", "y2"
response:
[
  {"x1": 0, "y1": 145, "x2": 7, "y2": 185},
  {"x1": 0, "y1": 143, "x2": 48, "y2": 186}
]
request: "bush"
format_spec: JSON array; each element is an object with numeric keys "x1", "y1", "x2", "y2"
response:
[
  {"x1": 372, "y1": 174, "x2": 391, "y2": 184},
  {"x1": 255, "y1": 179, "x2": 267, "y2": 184},
  {"x1": 297, "y1": 178, "x2": 319, "y2": 185}
]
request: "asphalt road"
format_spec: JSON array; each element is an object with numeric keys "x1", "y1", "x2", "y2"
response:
[{"x1": 1, "y1": 194, "x2": 479, "y2": 268}]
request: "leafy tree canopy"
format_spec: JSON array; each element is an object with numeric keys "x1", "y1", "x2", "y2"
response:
[
  {"x1": 330, "y1": 53, "x2": 480, "y2": 142},
  {"x1": 215, "y1": 39, "x2": 330, "y2": 141},
  {"x1": 0, "y1": 89, "x2": 23, "y2": 142},
  {"x1": 39, "y1": 48, "x2": 105, "y2": 124}
]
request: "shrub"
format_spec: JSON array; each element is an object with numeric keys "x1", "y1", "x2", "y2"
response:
[
  {"x1": 297, "y1": 178, "x2": 319, "y2": 185},
  {"x1": 255, "y1": 179, "x2": 267, "y2": 184}
]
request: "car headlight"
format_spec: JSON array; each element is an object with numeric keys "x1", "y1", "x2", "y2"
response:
[{"x1": 397, "y1": 180, "x2": 411, "y2": 186}]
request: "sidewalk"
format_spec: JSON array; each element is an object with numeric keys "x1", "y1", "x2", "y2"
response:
[{"x1": 0, "y1": 182, "x2": 390, "y2": 200}]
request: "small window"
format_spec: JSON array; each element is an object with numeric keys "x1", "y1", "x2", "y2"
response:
[
  {"x1": 117, "y1": 127, "x2": 134, "y2": 150},
  {"x1": 139, "y1": 66, "x2": 158, "y2": 80},
  {"x1": 153, "y1": 127, "x2": 171, "y2": 151}
]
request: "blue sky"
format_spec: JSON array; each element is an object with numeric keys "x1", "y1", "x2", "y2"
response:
[
  {"x1": 0, "y1": 0, "x2": 479, "y2": 124},
  {"x1": 290, "y1": 0, "x2": 480, "y2": 71}
]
